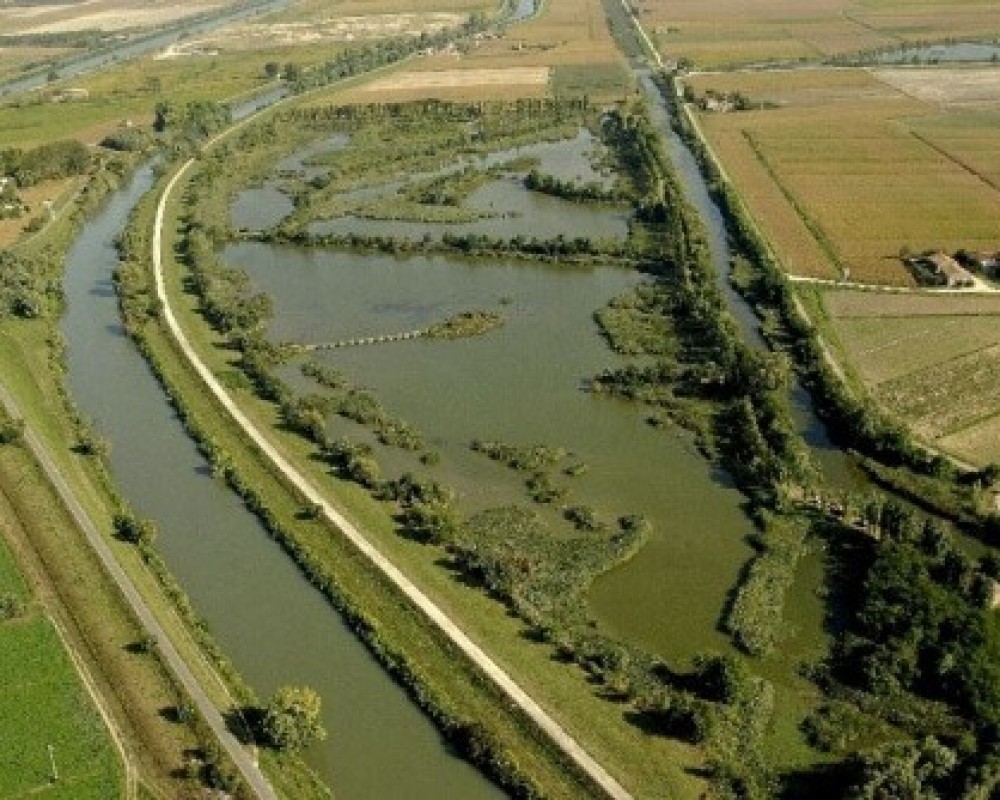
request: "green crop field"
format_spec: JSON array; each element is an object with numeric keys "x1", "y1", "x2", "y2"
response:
[
  {"x1": 0, "y1": 538, "x2": 122, "y2": 800},
  {"x1": 0, "y1": 620, "x2": 121, "y2": 799}
]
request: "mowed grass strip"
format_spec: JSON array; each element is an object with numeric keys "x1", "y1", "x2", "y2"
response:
[
  {"x1": 0, "y1": 533, "x2": 27, "y2": 600},
  {"x1": 0, "y1": 618, "x2": 121, "y2": 799}
]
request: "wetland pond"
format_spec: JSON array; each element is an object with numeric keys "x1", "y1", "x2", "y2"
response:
[{"x1": 226, "y1": 123, "x2": 759, "y2": 663}]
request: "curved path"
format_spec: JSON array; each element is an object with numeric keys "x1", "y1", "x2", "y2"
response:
[
  {"x1": 155, "y1": 170, "x2": 631, "y2": 800},
  {"x1": 0, "y1": 380, "x2": 277, "y2": 800}
]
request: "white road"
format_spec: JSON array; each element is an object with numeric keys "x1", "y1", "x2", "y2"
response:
[{"x1": 154, "y1": 159, "x2": 632, "y2": 800}]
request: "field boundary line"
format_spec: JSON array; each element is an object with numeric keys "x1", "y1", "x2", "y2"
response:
[
  {"x1": 909, "y1": 129, "x2": 1000, "y2": 195},
  {"x1": 47, "y1": 612, "x2": 135, "y2": 799},
  {"x1": 153, "y1": 94, "x2": 632, "y2": 800},
  {"x1": 788, "y1": 274, "x2": 1000, "y2": 294}
]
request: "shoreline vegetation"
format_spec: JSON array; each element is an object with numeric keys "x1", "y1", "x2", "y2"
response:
[
  {"x1": 0, "y1": 6, "x2": 563, "y2": 798},
  {"x1": 0, "y1": 146, "x2": 292, "y2": 798},
  {"x1": 653, "y1": 66, "x2": 1000, "y2": 797},
  {"x1": 4, "y1": 0, "x2": 999, "y2": 795},
  {"x1": 146, "y1": 89, "x2": 822, "y2": 797}
]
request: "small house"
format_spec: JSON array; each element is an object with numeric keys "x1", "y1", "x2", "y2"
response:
[{"x1": 912, "y1": 252, "x2": 975, "y2": 288}]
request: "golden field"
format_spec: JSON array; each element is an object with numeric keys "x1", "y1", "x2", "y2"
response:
[
  {"x1": 689, "y1": 68, "x2": 1000, "y2": 286},
  {"x1": 638, "y1": 0, "x2": 1000, "y2": 68}
]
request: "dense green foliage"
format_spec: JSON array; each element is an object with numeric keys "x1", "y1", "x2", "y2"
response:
[
  {"x1": 261, "y1": 686, "x2": 327, "y2": 753},
  {"x1": 451, "y1": 506, "x2": 644, "y2": 626},
  {"x1": 591, "y1": 106, "x2": 815, "y2": 508},
  {"x1": 425, "y1": 310, "x2": 505, "y2": 339},
  {"x1": 0, "y1": 139, "x2": 89, "y2": 187},
  {"x1": 523, "y1": 168, "x2": 625, "y2": 203},
  {"x1": 724, "y1": 516, "x2": 809, "y2": 656}
]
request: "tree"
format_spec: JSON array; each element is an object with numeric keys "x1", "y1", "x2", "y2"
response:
[
  {"x1": 847, "y1": 737, "x2": 956, "y2": 800},
  {"x1": 264, "y1": 62, "x2": 280, "y2": 79},
  {"x1": 262, "y1": 686, "x2": 326, "y2": 752},
  {"x1": 0, "y1": 415, "x2": 23, "y2": 445}
]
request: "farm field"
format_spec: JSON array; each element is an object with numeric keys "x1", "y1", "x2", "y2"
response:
[
  {"x1": 0, "y1": 46, "x2": 75, "y2": 82},
  {"x1": 0, "y1": 0, "x2": 226, "y2": 36},
  {"x1": 0, "y1": 43, "x2": 337, "y2": 148},
  {"x1": 0, "y1": 532, "x2": 122, "y2": 800},
  {"x1": 688, "y1": 67, "x2": 1000, "y2": 285},
  {"x1": 182, "y1": 10, "x2": 469, "y2": 52},
  {"x1": 819, "y1": 288, "x2": 1000, "y2": 464},
  {"x1": 0, "y1": 619, "x2": 122, "y2": 799},
  {"x1": 329, "y1": 0, "x2": 630, "y2": 103},
  {"x1": 637, "y1": 0, "x2": 1000, "y2": 68},
  {"x1": 263, "y1": 0, "x2": 495, "y2": 23}
]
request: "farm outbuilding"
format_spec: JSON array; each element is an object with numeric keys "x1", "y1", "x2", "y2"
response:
[{"x1": 910, "y1": 252, "x2": 975, "y2": 288}]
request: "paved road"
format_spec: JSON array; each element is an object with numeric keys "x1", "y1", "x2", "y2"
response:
[
  {"x1": 155, "y1": 163, "x2": 632, "y2": 800},
  {"x1": 0, "y1": 380, "x2": 278, "y2": 800}
]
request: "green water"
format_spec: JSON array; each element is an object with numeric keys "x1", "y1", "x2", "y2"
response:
[
  {"x1": 229, "y1": 243, "x2": 756, "y2": 664},
  {"x1": 62, "y1": 165, "x2": 503, "y2": 799}
]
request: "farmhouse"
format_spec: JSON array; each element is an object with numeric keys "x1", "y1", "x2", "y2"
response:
[
  {"x1": 911, "y1": 252, "x2": 975, "y2": 288},
  {"x1": 959, "y1": 250, "x2": 1000, "y2": 277}
]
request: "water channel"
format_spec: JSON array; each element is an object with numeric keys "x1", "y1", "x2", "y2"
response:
[
  {"x1": 61, "y1": 167, "x2": 502, "y2": 798},
  {"x1": 0, "y1": 0, "x2": 290, "y2": 99}
]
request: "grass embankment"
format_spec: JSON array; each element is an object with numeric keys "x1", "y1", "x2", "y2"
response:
[{"x1": 137, "y1": 135, "x2": 707, "y2": 797}]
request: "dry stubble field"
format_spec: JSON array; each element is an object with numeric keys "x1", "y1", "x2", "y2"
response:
[
  {"x1": 330, "y1": 0, "x2": 630, "y2": 103},
  {"x1": 688, "y1": 67, "x2": 1000, "y2": 285},
  {"x1": 638, "y1": 0, "x2": 1000, "y2": 68},
  {"x1": 0, "y1": 0, "x2": 226, "y2": 35}
]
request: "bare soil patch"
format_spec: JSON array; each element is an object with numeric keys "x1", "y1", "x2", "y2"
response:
[
  {"x1": 875, "y1": 67, "x2": 1000, "y2": 108},
  {"x1": 195, "y1": 12, "x2": 466, "y2": 51},
  {"x1": 2, "y1": 2, "x2": 222, "y2": 35}
]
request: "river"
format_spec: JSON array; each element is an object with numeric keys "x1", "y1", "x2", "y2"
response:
[{"x1": 61, "y1": 165, "x2": 502, "y2": 798}]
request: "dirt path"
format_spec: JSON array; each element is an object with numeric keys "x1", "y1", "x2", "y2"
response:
[
  {"x1": 0, "y1": 379, "x2": 278, "y2": 800},
  {"x1": 788, "y1": 273, "x2": 1000, "y2": 295},
  {"x1": 154, "y1": 160, "x2": 632, "y2": 800}
]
